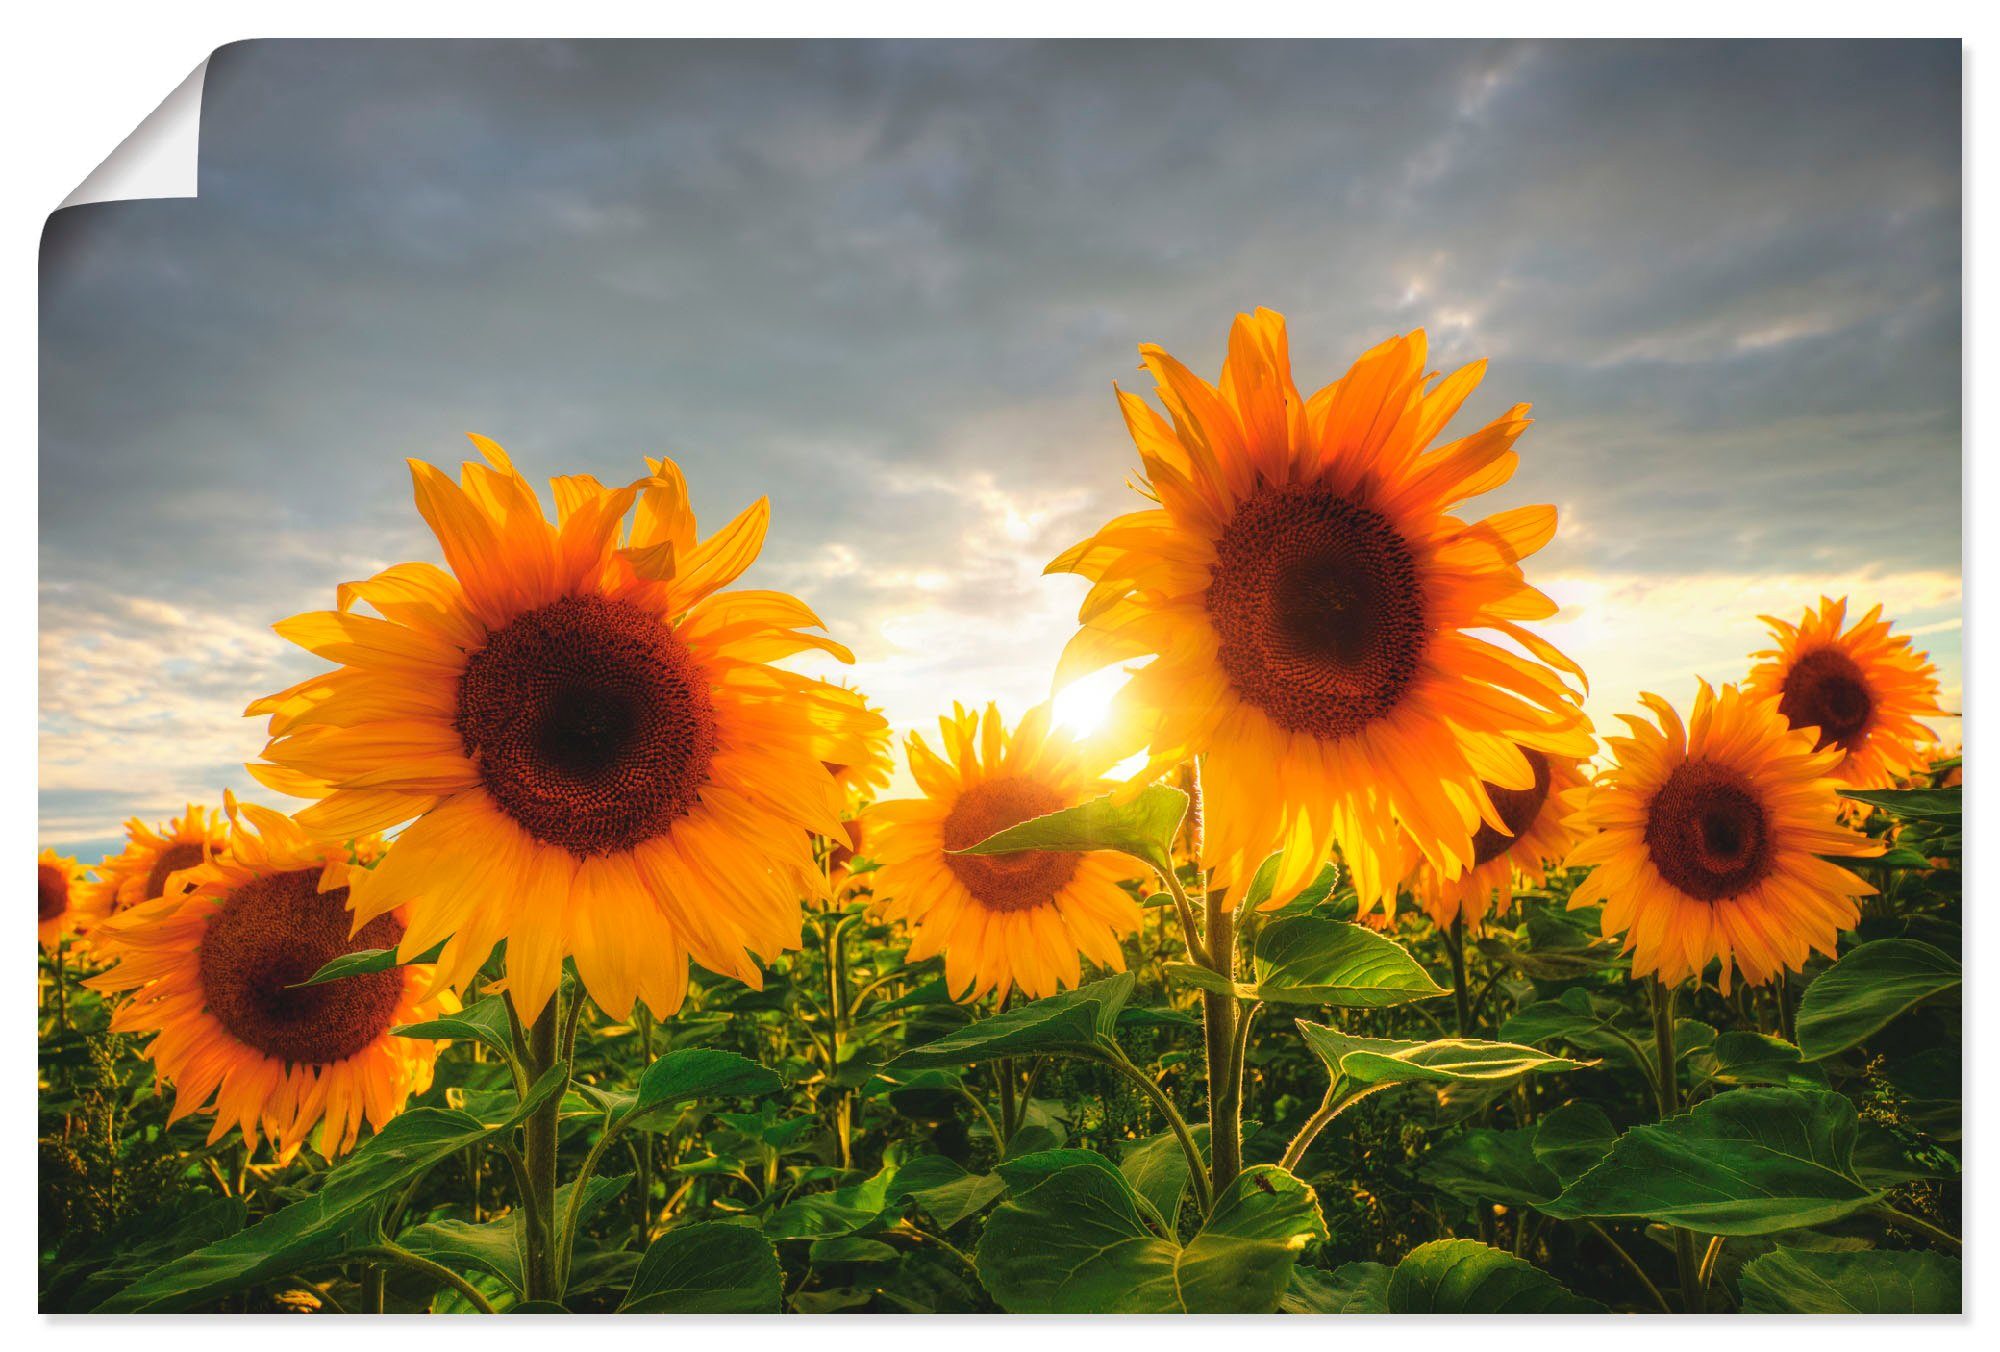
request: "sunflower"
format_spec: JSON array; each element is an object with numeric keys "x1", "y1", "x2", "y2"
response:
[
  {"x1": 1048, "y1": 309, "x2": 1592, "y2": 913},
  {"x1": 1564, "y1": 682, "x2": 1879, "y2": 993},
  {"x1": 249, "y1": 440, "x2": 884, "y2": 1023},
  {"x1": 37, "y1": 849, "x2": 96, "y2": 952},
  {"x1": 1408, "y1": 748, "x2": 1589, "y2": 934},
  {"x1": 866, "y1": 702, "x2": 1142, "y2": 1001},
  {"x1": 84, "y1": 797, "x2": 455, "y2": 1159},
  {"x1": 84, "y1": 803, "x2": 228, "y2": 927},
  {"x1": 822, "y1": 683, "x2": 894, "y2": 806},
  {"x1": 1744, "y1": 596, "x2": 1944, "y2": 789}
]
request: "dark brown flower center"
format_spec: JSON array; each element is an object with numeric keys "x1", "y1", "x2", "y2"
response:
[
  {"x1": 197, "y1": 869, "x2": 406, "y2": 1065},
  {"x1": 1470, "y1": 749, "x2": 1553, "y2": 867},
  {"x1": 456, "y1": 594, "x2": 718, "y2": 858},
  {"x1": 1778, "y1": 647, "x2": 1874, "y2": 752},
  {"x1": 1205, "y1": 484, "x2": 1427, "y2": 740},
  {"x1": 37, "y1": 863, "x2": 68, "y2": 923},
  {"x1": 942, "y1": 776, "x2": 1080, "y2": 913},
  {"x1": 144, "y1": 841, "x2": 209, "y2": 902},
  {"x1": 1644, "y1": 760, "x2": 1773, "y2": 902}
]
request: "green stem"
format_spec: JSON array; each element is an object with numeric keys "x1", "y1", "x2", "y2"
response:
[
  {"x1": 997, "y1": 1057, "x2": 1019, "y2": 1147},
  {"x1": 515, "y1": 994, "x2": 564, "y2": 1303},
  {"x1": 1102, "y1": 1047, "x2": 1211, "y2": 1216},
  {"x1": 1445, "y1": 916, "x2": 1473, "y2": 1037},
  {"x1": 1585, "y1": 1221, "x2": 1673, "y2": 1314},
  {"x1": 634, "y1": 1005, "x2": 655, "y2": 1244},
  {"x1": 1201, "y1": 888, "x2": 1242, "y2": 1195},
  {"x1": 1650, "y1": 978, "x2": 1703, "y2": 1312},
  {"x1": 1871, "y1": 1204, "x2": 1962, "y2": 1253},
  {"x1": 54, "y1": 943, "x2": 70, "y2": 1034},
  {"x1": 354, "y1": 1242, "x2": 498, "y2": 1314},
  {"x1": 1159, "y1": 864, "x2": 1211, "y2": 968},
  {"x1": 361, "y1": 1264, "x2": 385, "y2": 1314}
]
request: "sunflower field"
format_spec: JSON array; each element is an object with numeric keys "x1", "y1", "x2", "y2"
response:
[{"x1": 37, "y1": 310, "x2": 1962, "y2": 1316}]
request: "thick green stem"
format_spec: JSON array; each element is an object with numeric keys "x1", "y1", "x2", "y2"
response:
[
  {"x1": 518, "y1": 995, "x2": 563, "y2": 1303},
  {"x1": 997, "y1": 1057, "x2": 1019, "y2": 1146},
  {"x1": 634, "y1": 1005, "x2": 654, "y2": 1244},
  {"x1": 1201, "y1": 888, "x2": 1242, "y2": 1195},
  {"x1": 1445, "y1": 916, "x2": 1473, "y2": 1037},
  {"x1": 1650, "y1": 979, "x2": 1703, "y2": 1311}
]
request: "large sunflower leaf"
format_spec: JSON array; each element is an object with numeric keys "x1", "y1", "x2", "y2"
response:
[
  {"x1": 974, "y1": 1159, "x2": 1326, "y2": 1313},
  {"x1": 1688, "y1": 1031, "x2": 1829, "y2": 1091},
  {"x1": 1385, "y1": 1239, "x2": 1605, "y2": 1313},
  {"x1": 1738, "y1": 1247, "x2": 1961, "y2": 1313},
  {"x1": 1420, "y1": 1127, "x2": 1561, "y2": 1207},
  {"x1": 1252, "y1": 918, "x2": 1449, "y2": 1007},
  {"x1": 623, "y1": 1048, "x2": 785, "y2": 1120},
  {"x1": 1837, "y1": 786, "x2": 1961, "y2": 821},
  {"x1": 954, "y1": 784, "x2": 1188, "y2": 876},
  {"x1": 1296, "y1": 1022, "x2": 1590, "y2": 1090},
  {"x1": 888, "y1": 973, "x2": 1133, "y2": 1070},
  {"x1": 399, "y1": 1173, "x2": 630, "y2": 1298},
  {"x1": 1531, "y1": 1102, "x2": 1618, "y2": 1186},
  {"x1": 1796, "y1": 939, "x2": 1961, "y2": 1061},
  {"x1": 1282, "y1": 1261, "x2": 1392, "y2": 1313},
  {"x1": 1540, "y1": 1088, "x2": 1885, "y2": 1235},
  {"x1": 97, "y1": 1063, "x2": 569, "y2": 1311},
  {"x1": 619, "y1": 1221, "x2": 783, "y2": 1313}
]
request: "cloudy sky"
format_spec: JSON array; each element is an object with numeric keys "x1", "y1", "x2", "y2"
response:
[{"x1": 40, "y1": 39, "x2": 1961, "y2": 858}]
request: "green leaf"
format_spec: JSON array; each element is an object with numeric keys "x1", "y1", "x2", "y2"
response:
[
  {"x1": 1118, "y1": 1124, "x2": 1212, "y2": 1228},
  {"x1": 1421, "y1": 1127, "x2": 1561, "y2": 1207},
  {"x1": 975, "y1": 1161, "x2": 1326, "y2": 1313},
  {"x1": 764, "y1": 1164, "x2": 899, "y2": 1239},
  {"x1": 1541, "y1": 1088, "x2": 1885, "y2": 1235},
  {"x1": 1688, "y1": 1031, "x2": 1828, "y2": 1091},
  {"x1": 1161, "y1": 962, "x2": 1256, "y2": 999},
  {"x1": 292, "y1": 938, "x2": 446, "y2": 988},
  {"x1": 1282, "y1": 1262, "x2": 1391, "y2": 1313},
  {"x1": 889, "y1": 973, "x2": 1132, "y2": 1070},
  {"x1": 620, "y1": 1222, "x2": 783, "y2": 1313},
  {"x1": 98, "y1": 1063, "x2": 568, "y2": 1311},
  {"x1": 1838, "y1": 786, "x2": 1961, "y2": 820},
  {"x1": 890, "y1": 1156, "x2": 1006, "y2": 1230},
  {"x1": 1297, "y1": 1022, "x2": 1590, "y2": 1093},
  {"x1": 613, "y1": 1048, "x2": 784, "y2": 1123},
  {"x1": 1252, "y1": 918, "x2": 1449, "y2": 1007},
  {"x1": 1738, "y1": 1247, "x2": 1960, "y2": 1314},
  {"x1": 1796, "y1": 940, "x2": 1961, "y2": 1061},
  {"x1": 401, "y1": 1174, "x2": 629, "y2": 1298},
  {"x1": 1532, "y1": 1102, "x2": 1618, "y2": 1186},
  {"x1": 392, "y1": 994, "x2": 515, "y2": 1059},
  {"x1": 955, "y1": 784, "x2": 1188, "y2": 875},
  {"x1": 1386, "y1": 1239, "x2": 1606, "y2": 1313}
]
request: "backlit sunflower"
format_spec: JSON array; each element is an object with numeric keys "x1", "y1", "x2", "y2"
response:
[
  {"x1": 1409, "y1": 748, "x2": 1589, "y2": 934},
  {"x1": 822, "y1": 683, "x2": 894, "y2": 806},
  {"x1": 250, "y1": 440, "x2": 884, "y2": 1023},
  {"x1": 1744, "y1": 596, "x2": 1944, "y2": 789},
  {"x1": 85, "y1": 797, "x2": 455, "y2": 1160},
  {"x1": 37, "y1": 849, "x2": 96, "y2": 952},
  {"x1": 1564, "y1": 682, "x2": 1879, "y2": 993},
  {"x1": 866, "y1": 702, "x2": 1142, "y2": 1002},
  {"x1": 84, "y1": 804, "x2": 228, "y2": 927},
  {"x1": 1049, "y1": 309, "x2": 1592, "y2": 912}
]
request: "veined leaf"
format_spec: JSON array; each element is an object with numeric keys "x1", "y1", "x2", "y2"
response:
[
  {"x1": 1253, "y1": 918, "x2": 1449, "y2": 1007},
  {"x1": 1838, "y1": 786, "x2": 1961, "y2": 820},
  {"x1": 1421, "y1": 1127, "x2": 1561, "y2": 1207},
  {"x1": 1541, "y1": 1088, "x2": 1885, "y2": 1235},
  {"x1": 1738, "y1": 1247, "x2": 1960, "y2": 1314},
  {"x1": 1283, "y1": 1261, "x2": 1391, "y2": 1313},
  {"x1": 1532, "y1": 1102, "x2": 1618, "y2": 1186},
  {"x1": 1796, "y1": 940, "x2": 1960, "y2": 1061},
  {"x1": 98, "y1": 1063, "x2": 568, "y2": 1311},
  {"x1": 1297, "y1": 1022, "x2": 1590, "y2": 1090},
  {"x1": 954, "y1": 784, "x2": 1188, "y2": 876},
  {"x1": 619, "y1": 1221, "x2": 782, "y2": 1313},
  {"x1": 888, "y1": 973, "x2": 1133, "y2": 1070},
  {"x1": 890, "y1": 1156, "x2": 1006, "y2": 1230},
  {"x1": 1386, "y1": 1239, "x2": 1605, "y2": 1313},
  {"x1": 975, "y1": 1158, "x2": 1326, "y2": 1313},
  {"x1": 393, "y1": 994, "x2": 515, "y2": 1059}
]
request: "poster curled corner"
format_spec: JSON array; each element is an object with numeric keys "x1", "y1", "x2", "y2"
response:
[{"x1": 59, "y1": 58, "x2": 209, "y2": 210}]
